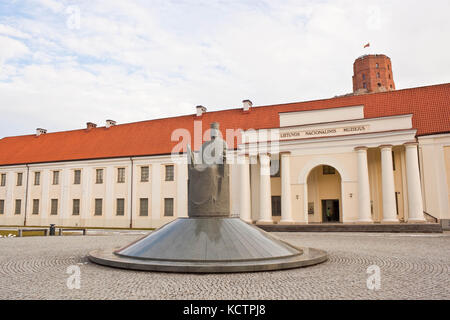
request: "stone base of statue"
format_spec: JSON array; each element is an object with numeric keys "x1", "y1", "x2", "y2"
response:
[
  {"x1": 88, "y1": 217, "x2": 327, "y2": 273},
  {"x1": 88, "y1": 122, "x2": 327, "y2": 273}
]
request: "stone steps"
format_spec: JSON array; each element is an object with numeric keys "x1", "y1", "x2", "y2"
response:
[{"x1": 256, "y1": 223, "x2": 443, "y2": 233}]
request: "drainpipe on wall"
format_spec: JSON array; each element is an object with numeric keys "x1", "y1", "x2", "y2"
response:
[
  {"x1": 23, "y1": 164, "x2": 30, "y2": 226},
  {"x1": 130, "y1": 157, "x2": 134, "y2": 229}
]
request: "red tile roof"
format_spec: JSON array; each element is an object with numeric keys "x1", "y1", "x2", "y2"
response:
[{"x1": 0, "y1": 83, "x2": 449, "y2": 166}]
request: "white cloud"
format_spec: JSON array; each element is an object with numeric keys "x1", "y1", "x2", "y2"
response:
[{"x1": 0, "y1": 0, "x2": 449, "y2": 137}]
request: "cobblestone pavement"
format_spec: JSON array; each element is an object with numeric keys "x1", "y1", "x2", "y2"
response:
[{"x1": 0, "y1": 232, "x2": 449, "y2": 300}]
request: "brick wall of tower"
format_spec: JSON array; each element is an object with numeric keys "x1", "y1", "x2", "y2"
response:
[{"x1": 352, "y1": 54, "x2": 396, "y2": 94}]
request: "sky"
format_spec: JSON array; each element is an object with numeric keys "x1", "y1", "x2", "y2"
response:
[{"x1": 0, "y1": 0, "x2": 449, "y2": 138}]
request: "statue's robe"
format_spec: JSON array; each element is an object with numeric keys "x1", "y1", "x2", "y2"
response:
[{"x1": 188, "y1": 138, "x2": 230, "y2": 217}]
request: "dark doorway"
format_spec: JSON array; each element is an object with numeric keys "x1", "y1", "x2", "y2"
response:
[{"x1": 322, "y1": 199, "x2": 340, "y2": 223}]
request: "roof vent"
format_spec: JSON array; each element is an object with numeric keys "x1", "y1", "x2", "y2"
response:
[
  {"x1": 196, "y1": 105, "x2": 207, "y2": 117},
  {"x1": 242, "y1": 99, "x2": 253, "y2": 111},
  {"x1": 86, "y1": 122, "x2": 97, "y2": 130},
  {"x1": 36, "y1": 128, "x2": 47, "y2": 136},
  {"x1": 106, "y1": 120, "x2": 116, "y2": 128}
]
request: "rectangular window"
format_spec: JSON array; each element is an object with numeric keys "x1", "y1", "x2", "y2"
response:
[
  {"x1": 165, "y1": 165, "x2": 174, "y2": 181},
  {"x1": 96, "y1": 169, "x2": 103, "y2": 184},
  {"x1": 141, "y1": 166, "x2": 149, "y2": 182},
  {"x1": 0, "y1": 200, "x2": 4, "y2": 215},
  {"x1": 164, "y1": 198, "x2": 174, "y2": 216},
  {"x1": 51, "y1": 199, "x2": 58, "y2": 215},
  {"x1": 95, "y1": 198, "x2": 103, "y2": 216},
  {"x1": 73, "y1": 199, "x2": 80, "y2": 216},
  {"x1": 32, "y1": 199, "x2": 39, "y2": 215},
  {"x1": 34, "y1": 172, "x2": 41, "y2": 185},
  {"x1": 117, "y1": 168, "x2": 125, "y2": 183},
  {"x1": 116, "y1": 198, "x2": 125, "y2": 216},
  {"x1": 74, "y1": 170, "x2": 81, "y2": 184},
  {"x1": 139, "y1": 198, "x2": 149, "y2": 216},
  {"x1": 271, "y1": 196, "x2": 281, "y2": 216},
  {"x1": 17, "y1": 172, "x2": 23, "y2": 186},
  {"x1": 323, "y1": 165, "x2": 336, "y2": 175},
  {"x1": 1, "y1": 174, "x2": 6, "y2": 186},
  {"x1": 15, "y1": 199, "x2": 21, "y2": 215},
  {"x1": 52, "y1": 171, "x2": 60, "y2": 185}
]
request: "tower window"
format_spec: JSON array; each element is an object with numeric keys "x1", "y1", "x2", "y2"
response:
[
  {"x1": 377, "y1": 72, "x2": 380, "y2": 78},
  {"x1": 388, "y1": 74, "x2": 391, "y2": 79},
  {"x1": 376, "y1": 63, "x2": 379, "y2": 68},
  {"x1": 362, "y1": 74, "x2": 365, "y2": 80},
  {"x1": 378, "y1": 83, "x2": 382, "y2": 87},
  {"x1": 363, "y1": 82, "x2": 367, "y2": 89}
]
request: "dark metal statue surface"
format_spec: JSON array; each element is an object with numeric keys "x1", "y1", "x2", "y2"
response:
[{"x1": 187, "y1": 122, "x2": 230, "y2": 217}]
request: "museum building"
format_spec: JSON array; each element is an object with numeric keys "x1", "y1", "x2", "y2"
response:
[{"x1": 0, "y1": 54, "x2": 449, "y2": 229}]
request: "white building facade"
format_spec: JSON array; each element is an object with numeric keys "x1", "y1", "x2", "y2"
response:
[{"x1": 1, "y1": 103, "x2": 449, "y2": 229}]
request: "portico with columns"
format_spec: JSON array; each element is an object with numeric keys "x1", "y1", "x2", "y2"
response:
[{"x1": 236, "y1": 105, "x2": 427, "y2": 225}]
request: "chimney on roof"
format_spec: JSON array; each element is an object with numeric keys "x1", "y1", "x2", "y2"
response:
[
  {"x1": 36, "y1": 128, "x2": 47, "y2": 136},
  {"x1": 106, "y1": 119, "x2": 116, "y2": 128},
  {"x1": 196, "y1": 105, "x2": 207, "y2": 117},
  {"x1": 242, "y1": 99, "x2": 253, "y2": 111},
  {"x1": 86, "y1": 122, "x2": 97, "y2": 130}
]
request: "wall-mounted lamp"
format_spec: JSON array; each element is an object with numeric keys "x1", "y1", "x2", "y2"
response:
[
  {"x1": 349, "y1": 193, "x2": 353, "y2": 198},
  {"x1": 296, "y1": 195, "x2": 300, "y2": 200}
]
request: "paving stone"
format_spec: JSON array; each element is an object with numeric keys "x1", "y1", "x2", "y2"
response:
[{"x1": 0, "y1": 232, "x2": 448, "y2": 299}]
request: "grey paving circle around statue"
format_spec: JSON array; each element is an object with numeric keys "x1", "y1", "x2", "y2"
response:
[{"x1": 0, "y1": 232, "x2": 449, "y2": 300}]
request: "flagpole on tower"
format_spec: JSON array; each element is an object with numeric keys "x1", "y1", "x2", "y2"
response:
[{"x1": 364, "y1": 42, "x2": 371, "y2": 55}]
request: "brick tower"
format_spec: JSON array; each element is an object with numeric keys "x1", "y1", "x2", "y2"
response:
[{"x1": 352, "y1": 54, "x2": 395, "y2": 94}]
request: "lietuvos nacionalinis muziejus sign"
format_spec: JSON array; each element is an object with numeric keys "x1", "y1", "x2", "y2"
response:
[{"x1": 279, "y1": 125, "x2": 370, "y2": 140}]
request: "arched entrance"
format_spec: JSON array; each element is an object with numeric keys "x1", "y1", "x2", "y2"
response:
[{"x1": 306, "y1": 165, "x2": 342, "y2": 223}]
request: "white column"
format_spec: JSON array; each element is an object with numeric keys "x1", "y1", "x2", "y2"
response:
[
  {"x1": 404, "y1": 143, "x2": 426, "y2": 222},
  {"x1": 239, "y1": 155, "x2": 252, "y2": 222},
  {"x1": 355, "y1": 147, "x2": 373, "y2": 222},
  {"x1": 176, "y1": 158, "x2": 188, "y2": 218},
  {"x1": 380, "y1": 145, "x2": 398, "y2": 222},
  {"x1": 280, "y1": 153, "x2": 293, "y2": 223},
  {"x1": 257, "y1": 154, "x2": 272, "y2": 224}
]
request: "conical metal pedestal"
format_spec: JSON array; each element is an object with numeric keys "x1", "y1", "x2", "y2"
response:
[{"x1": 88, "y1": 217, "x2": 328, "y2": 273}]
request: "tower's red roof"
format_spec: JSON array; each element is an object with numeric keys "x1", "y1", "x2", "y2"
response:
[{"x1": 0, "y1": 83, "x2": 449, "y2": 166}]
